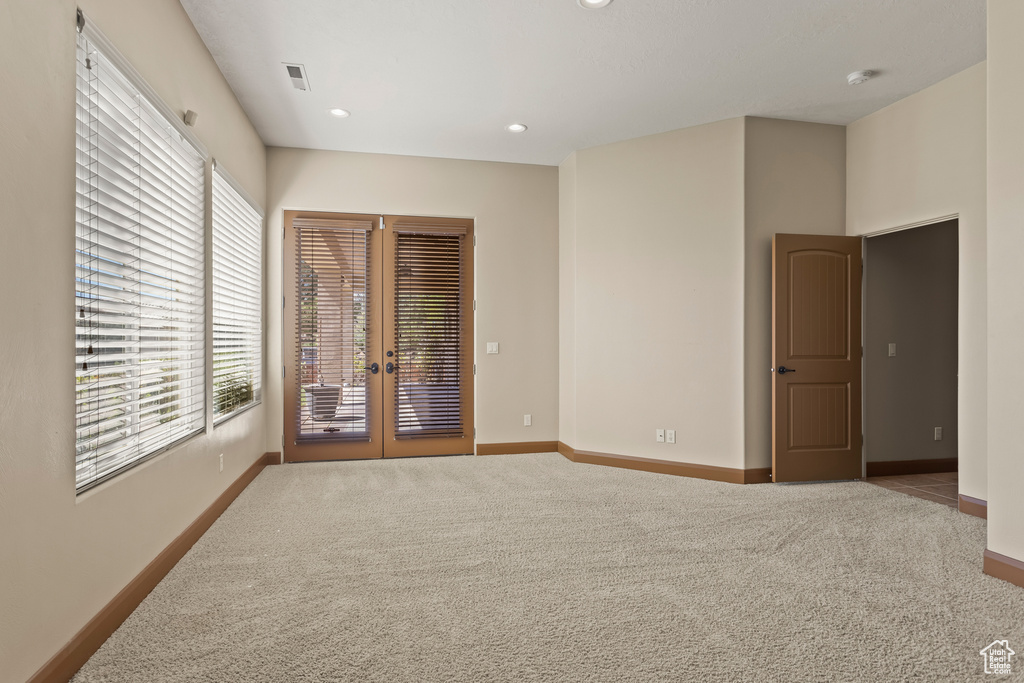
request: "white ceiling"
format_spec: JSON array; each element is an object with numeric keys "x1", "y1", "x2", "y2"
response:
[{"x1": 179, "y1": 0, "x2": 986, "y2": 166}]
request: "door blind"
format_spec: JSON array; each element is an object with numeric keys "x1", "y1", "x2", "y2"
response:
[
  {"x1": 295, "y1": 219, "x2": 373, "y2": 440},
  {"x1": 212, "y1": 168, "x2": 263, "y2": 420},
  {"x1": 75, "y1": 28, "x2": 206, "y2": 491},
  {"x1": 392, "y1": 226, "x2": 465, "y2": 438}
]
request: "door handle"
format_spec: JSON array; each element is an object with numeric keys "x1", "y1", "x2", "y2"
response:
[
  {"x1": 386, "y1": 362, "x2": 395, "y2": 374},
  {"x1": 777, "y1": 366, "x2": 796, "y2": 374},
  {"x1": 368, "y1": 362, "x2": 379, "y2": 375}
]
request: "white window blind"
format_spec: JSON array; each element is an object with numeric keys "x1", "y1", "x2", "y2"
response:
[
  {"x1": 75, "y1": 24, "x2": 206, "y2": 491},
  {"x1": 212, "y1": 166, "x2": 263, "y2": 420}
]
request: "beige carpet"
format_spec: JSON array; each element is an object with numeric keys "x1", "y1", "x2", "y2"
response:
[{"x1": 74, "y1": 453, "x2": 1024, "y2": 682}]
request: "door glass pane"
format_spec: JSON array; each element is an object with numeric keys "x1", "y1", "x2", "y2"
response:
[
  {"x1": 393, "y1": 232, "x2": 464, "y2": 438},
  {"x1": 297, "y1": 224, "x2": 370, "y2": 440}
]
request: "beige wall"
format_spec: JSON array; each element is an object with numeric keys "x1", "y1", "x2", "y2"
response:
[
  {"x1": 265, "y1": 148, "x2": 559, "y2": 451},
  {"x1": 743, "y1": 117, "x2": 847, "y2": 470},
  {"x1": 864, "y1": 221, "x2": 959, "y2": 463},
  {"x1": 568, "y1": 119, "x2": 747, "y2": 466},
  {"x1": 559, "y1": 153, "x2": 578, "y2": 446},
  {"x1": 0, "y1": 1, "x2": 268, "y2": 681},
  {"x1": 987, "y1": 0, "x2": 1024, "y2": 564},
  {"x1": 846, "y1": 62, "x2": 987, "y2": 501}
]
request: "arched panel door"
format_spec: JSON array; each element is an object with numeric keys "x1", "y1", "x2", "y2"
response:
[{"x1": 772, "y1": 234, "x2": 863, "y2": 482}]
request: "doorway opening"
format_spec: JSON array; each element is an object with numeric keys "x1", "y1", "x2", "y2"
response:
[{"x1": 862, "y1": 219, "x2": 958, "y2": 507}]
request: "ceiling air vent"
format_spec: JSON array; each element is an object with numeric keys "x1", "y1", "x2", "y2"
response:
[{"x1": 284, "y1": 63, "x2": 309, "y2": 91}]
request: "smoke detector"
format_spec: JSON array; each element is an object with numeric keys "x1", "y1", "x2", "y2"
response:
[{"x1": 847, "y1": 70, "x2": 875, "y2": 85}]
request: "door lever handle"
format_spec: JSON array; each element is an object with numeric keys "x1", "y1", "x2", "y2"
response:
[
  {"x1": 777, "y1": 366, "x2": 796, "y2": 374},
  {"x1": 368, "y1": 362, "x2": 379, "y2": 374}
]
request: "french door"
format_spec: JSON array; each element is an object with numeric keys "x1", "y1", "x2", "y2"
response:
[{"x1": 283, "y1": 211, "x2": 474, "y2": 462}]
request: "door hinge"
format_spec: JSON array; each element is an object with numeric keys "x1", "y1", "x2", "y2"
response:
[
  {"x1": 474, "y1": 428, "x2": 476, "y2": 438},
  {"x1": 473, "y1": 364, "x2": 477, "y2": 375},
  {"x1": 282, "y1": 226, "x2": 285, "y2": 240},
  {"x1": 473, "y1": 235, "x2": 477, "y2": 247},
  {"x1": 282, "y1": 296, "x2": 285, "y2": 309},
  {"x1": 473, "y1": 300, "x2": 476, "y2": 311},
  {"x1": 282, "y1": 366, "x2": 286, "y2": 378},
  {"x1": 281, "y1": 434, "x2": 285, "y2": 448}
]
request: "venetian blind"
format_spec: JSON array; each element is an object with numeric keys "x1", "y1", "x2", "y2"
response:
[
  {"x1": 392, "y1": 224, "x2": 466, "y2": 438},
  {"x1": 295, "y1": 218, "x2": 373, "y2": 440},
  {"x1": 75, "y1": 23, "x2": 206, "y2": 491},
  {"x1": 212, "y1": 166, "x2": 263, "y2": 420}
]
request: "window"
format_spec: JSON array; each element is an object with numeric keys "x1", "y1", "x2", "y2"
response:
[
  {"x1": 212, "y1": 166, "x2": 263, "y2": 420},
  {"x1": 75, "y1": 20, "x2": 206, "y2": 491}
]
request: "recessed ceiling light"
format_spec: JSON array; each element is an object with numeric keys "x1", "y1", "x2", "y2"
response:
[
  {"x1": 329, "y1": 108, "x2": 350, "y2": 118},
  {"x1": 847, "y1": 70, "x2": 875, "y2": 85},
  {"x1": 577, "y1": 0, "x2": 612, "y2": 8},
  {"x1": 506, "y1": 123, "x2": 528, "y2": 133}
]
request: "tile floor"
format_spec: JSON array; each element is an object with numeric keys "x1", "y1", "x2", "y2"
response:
[{"x1": 864, "y1": 471, "x2": 959, "y2": 509}]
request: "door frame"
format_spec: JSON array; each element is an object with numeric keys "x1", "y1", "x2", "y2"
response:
[
  {"x1": 858, "y1": 213, "x2": 959, "y2": 477},
  {"x1": 280, "y1": 209, "x2": 476, "y2": 463}
]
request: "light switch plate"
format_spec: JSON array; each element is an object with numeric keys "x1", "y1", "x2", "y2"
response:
[
  {"x1": 486, "y1": 342, "x2": 499, "y2": 354},
  {"x1": 524, "y1": 414, "x2": 532, "y2": 426},
  {"x1": 666, "y1": 429, "x2": 676, "y2": 444},
  {"x1": 656, "y1": 429, "x2": 665, "y2": 443},
  {"x1": 888, "y1": 343, "x2": 897, "y2": 357}
]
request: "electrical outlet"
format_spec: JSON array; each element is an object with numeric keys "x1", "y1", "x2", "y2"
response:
[
  {"x1": 666, "y1": 429, "x2": 676, "y2": 444},
  {"x1": 934, "y1": 427, "x2": 942, "y2": 441},
  {"x1": 524, "y1": 414, "x2": 532, "y2": 426},
  {"x1": 656, "y1": 429, "x2": 665, "y2": 443},
  {"x1": 219, "y1": 454, "x2": 224, "y2": 472}
]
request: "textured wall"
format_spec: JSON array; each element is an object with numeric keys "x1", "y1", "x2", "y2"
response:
[
  {"x1": 570, "y1": 119, "x2": 747, "y2": 466},
  {"x1": 558, "y1": 153, "x2": 578, "y2": 448},
  {"x1": 846, "y1": 63, "x2": 987, "y2": 501},
  {"x1": 743, "y1": 117, "x2": 847, "y2": 470},
  {"x1": 987, "y1": 0, "x2": 1024, "y2": 564},
  {"x1": 0, "y1": 1, "x2": 267, "y2": 680}
]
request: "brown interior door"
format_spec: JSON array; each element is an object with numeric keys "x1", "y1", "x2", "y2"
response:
[
  {"x1": 283, "y1": 211, "x2": 474, "y2": 463},
  {"x1": 772, "y1": 233, "x2": 863, "y2": 482}
]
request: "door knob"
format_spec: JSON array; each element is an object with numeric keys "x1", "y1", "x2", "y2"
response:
[
  {"x1": 368, "y1": 362, "x2": 379, "y2": 374},
  {"x1": 386, "y1": 362, "x2": 395, "y2": 374},
  {"x1": 777, "y1": 366, "x2": 796, "y2": 374}
]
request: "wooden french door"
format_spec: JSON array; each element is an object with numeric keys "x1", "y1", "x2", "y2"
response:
[
  {"x1": 772, "y1": 234, "x2": 862, "y2": 482},
  {"x1": 283, "y1": 211, "x2": 474, "y2": 462}
]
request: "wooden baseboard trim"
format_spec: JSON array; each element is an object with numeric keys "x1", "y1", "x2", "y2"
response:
[
  {"x1": 743, "y1": 467, "x2": 773, "y2": 484},
  {"x1": 865, "y1": 458, "x2": 957, "y2": 477},
  {"x1": 264, "y1": 451, "x2": 282, "y2": 465},
  {"x1": 557, "y1": 441, "x2": 575, "y2": 460},
  {"x1": 476, "y1": 441, "x2": 559, "y2": 456},
  {"x1": 563, "y1": 446, "x2": 765, "y2": 485},
  {"x1": 958, "y1": 494, "x2": 988, "y2": 519},
  {"x1": 984, "y1": 549, "x2": 1024, "y2": 589},
  {"x1": 28, "y1": 452, "x2": 274, "y2": 683}
]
